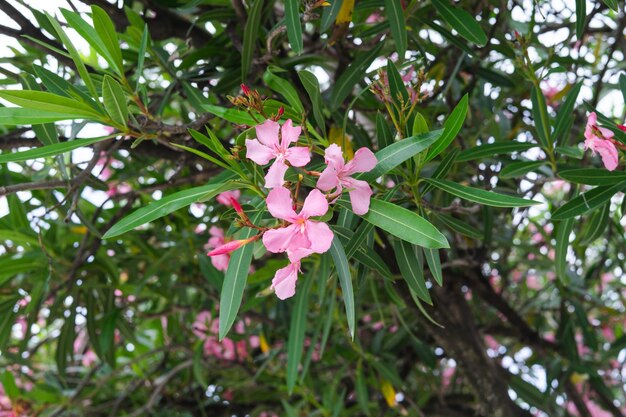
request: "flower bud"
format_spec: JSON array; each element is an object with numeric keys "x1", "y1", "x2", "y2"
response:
[
  {"x1": 207, "y1": 237, "x2": 254, "y2": 256},
  {"x1": 241, "y1": 84, "x2": 251, "y2": 96}
]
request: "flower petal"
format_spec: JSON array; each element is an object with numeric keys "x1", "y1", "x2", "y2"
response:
[
  {"x1": 266, "y1": 186, "x2": 297, "y2": 220},
  {"x1": 263, "y1": 224, "x2": 299, "y2": 253},
  {"x1": 211, "y1": 254, "x2": 230, "y2": 271},
  {"x1": 344, "y1": 147, "x2": 377, "y2": 174},
  {"x1": 324, "y1": 143, "x2": 345, "y2": 169},
  {"x1": 301, "y1": 188, "x2": 329, "y2": 218},
  {"x1": 280, "y1": 119, "x2": 302, "y2": 147},
  {"x1": 305, "y1": 220, "x2": 334, "y2": 253},
  {"x1": 344, "y1": 178, "x2": 373, "y2": 215},
  {"x1": 271, "y1": 262, "x2": 300, "y2": 300},
  {"x1": 316, "y1": 166, "x2": 339, "y2": 191},
  {"x1": 264, "y1": 160, "x2": 289, "y2": 189},
  {"x1": 245, "y1": 139, "x2": 275, "y2": 165},
  {"x1": 287, "y1": 247, "x2": 314, "y2": 263},
  {"x1": 285, "y1": 146, "x2": 311, "y2": 167},
  {"x1": 256, "y1": 119, "x2": 280, "y2": 147},
  {"x1": 595, "y1": 139, "x2": 619, "y2": 171}
]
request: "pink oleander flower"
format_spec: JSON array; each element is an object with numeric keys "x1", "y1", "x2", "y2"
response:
[
  {"x1": 584, "y1": 112, "x2": 619, "y2": 171},
  {"x1": 245, "y1": 119, "x2": 311, "y2": 189},
  {"x1": 216, "y1": 190, "x2": 241, "y2": 207},
  {"x1": 193, "y1": 311, "x2": 258, "y2": 362},
  {"x1": 317, "y1": 144, "x2": 377, "y2": 215},
  {"x1": 205, "y1": 226, "x2": 230, "y2": 271},
  {"x1": 263, "y1": 187, "x2": 334, "y2": 299}
]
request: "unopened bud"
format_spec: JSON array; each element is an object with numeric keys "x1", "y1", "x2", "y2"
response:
[
  {"x1": 241, "y1": 84, "x2": 251, "y2": 96},
  {"x1": 207, "y1": 237, "x2": 255, "y2": 257}
]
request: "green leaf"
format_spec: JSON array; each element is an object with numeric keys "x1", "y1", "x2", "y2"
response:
[
  {"x1": 345, "y1": 199, "x2": 449, "y2": 249},
  {"x1": 393, "y1": 239, "x2": 431, "y2": 304},
  {"x1": 456, "y1": 141, "x2": 536, "y2": 162},
  {"x1": 263, "y1": 68, "x2": 304, "y2": 113},
  {"x1": 91, "y1": 5, "x2": 124, "y2": 75},
  {"x1": 425, "y1": 179, "x2": 541, "y2": 208},
  {"x1": 579, "y1": 202, "x2": 609, "y2": 245},
  {"x1": 553, "y1": 82, "x2": 582, "y2": 145},
  {"x1": 531, "y1": 85, "x2": 552, "y2": 150},
  {"x1": 558, "y1": 168, "x2": 626, "y2": 186},
  {"x1": 575, "y1": 0, "x2": 586, "y2": 40},
  {"x1": 423, "y1": 247, "x2": 443, "y2": 286},
  {"x1": 0, "y1": 297, "x2": 19, "y2": 352},
  {"x1": 203, "y1": 104, "x2": 257, "y2": 125},
  {"x1": 0, "y1": 136, "x2": 112, "y2": 164},
  {"x1": 433, "y1": 212, "x2": 483, "y2": 240},
  {"x1": 298, "y1": 70, "x2": 326, "y2": 134},
  {"x1": 0, "y1": 108, "x2": 91, "y2": 126},
  {"x1": 218, "y1": 210, "x2": 263, "y2": 340},
  {"x1": 551, "y1": 182, "x2": 626, "y2": 220},
  {"x1": 384, "y1": 0, "x2": 407, "y2": 59},
  {"x1": 285, "y1": 0, "x2": 303, "y2": 55},
  {"x1": 555, "y1": 145, "x2": 584, "y2": 159},
  {"x1": 603, "y1": 0, "x2": 618, "y2": 11},
  {"x1": 421, "y1": 147, "x2": 459, "y2": 194},
  {"x1": 431, "y1": 0, "x2": 487, "y2": 46},
  {"x1": 330, "y1": 42, "x2": 383, "y2": 109},
  {"x1": 332, "y1": 226, "x2": 391, "y2": 277},
  {"x1": 500, "y1": 161, "x2": 546, "y2": 179},
  {"x1": 102, "y1": 76, "x2": 128, "y2": 128},
  {"x1": 619, "y1": 73, "x2": 626, "y2": 105},
  {"x1": 376, "y1": 112, "x2": 394, "y2": 149},
  {"x1": 555, "y1": 218, "x2": 573, "y2": 284},
  {"x1": 61, "y1": 9, "x2": 119, "y2": 75},
  {"x1": 286, "y1": 273, "x2": 313, "y2": 393},
  {"x1": 0, "y1": 90, "x2": 101, "y2": 118},
  {"x1": 424, "y1": 94, "x2": 468, "y2": 162},
  {"x1": 358, "y1": 130, "x2": 442, "y2": 181},
  {"x1": 103, "y1": 181, "x2": 235, "y2": 238},
  {"x1": 136, "y1": 24, "x2": 149, "y2": 90},
  {"x1": 321, "y1": 0, "x2": 342, "y2": 31},
  {"x1": 386, "y1": 60, "x2": 409, "y2": 104},
  {"x1": 46, "y1": 13, "x2": 97, "y2": 97},
  {"x1": 329, "y1": 236, "x2": 355, "y2": 340},
  {"x1": 241, "y1": 0, "x2": 264, "y2": 81},
  {"x1": 412, "y1": 112, "x2": 429, "y2": 136}
]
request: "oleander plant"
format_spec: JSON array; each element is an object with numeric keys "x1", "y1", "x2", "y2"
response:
[{"x1": 0, "y1": 0, "x2": 626, "y2": 416}]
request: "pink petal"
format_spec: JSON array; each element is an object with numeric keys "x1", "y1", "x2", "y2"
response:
[
  {"x1": 216, "y1": 190, "x2": 241, "y2": 206},
  {"x1": 246, "y1": 139, "x2": 275, "y2": 165},
  {"x1": 287, "y1": 247, "x2": 314, "y2": 263},
  {"x1": 266, "y1": 186, "x2": 297, "y2": 221},
  {"x1": 272, "y1": 262, "x2": 300, "y2": 300},
  {"x1": 209, "y1": 226, "x2": 224, "y2": 239},
  {"x1": 211, "y1": 254, "x2": 230, "y2": 271},
  {"x1": 595, "y1": 139, "x2": 619, "y2": 171},
  {"x1": 344, "y1": 178, "x2": 373, "y2": 215},
  {"x1": 255, "y1": 119, "x2": 280, "y2": 147},
  {"x1": 344, "y1": 147, "x2": 377, "y2": 175},
  {"x1": 262, "y1": 224, "x2": 300, "y2": 253},
  {"x1": 285, "y1": 146, "x2": 311, "y2": 167},
  {"x1": 280, "y1": 119, "x2": 302, "y2": 147},
  {"x1": 265, "y1": 160, "x2": 290, "y2": 189},
  {"x1": 301, "y1": 188, "x2": 329, "y2": 218},
  {"x1": 324, "y1": 143, "x2": 345, "y2": 169},
  {"x1": 305, "y1": 220, "x2": 334, "y2": 253},
  {"x1": 316, "y1": 166, "x2": 340, "y2": 191}
]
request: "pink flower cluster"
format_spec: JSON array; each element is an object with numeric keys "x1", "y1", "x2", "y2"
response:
[
  {"x1": 193, "y1": 311, "x2": 258, "y2": 361},
  {"x1": 583, "y1": 112, "x2": 621, "y2": 171},
  {"x1": 208, "y1": 118, "x2": 377, "y2": 299}
]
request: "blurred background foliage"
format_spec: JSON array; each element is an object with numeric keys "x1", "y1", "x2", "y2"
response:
[{"x1": 0, "y1": 0, "x2": 626, "y2": 416}]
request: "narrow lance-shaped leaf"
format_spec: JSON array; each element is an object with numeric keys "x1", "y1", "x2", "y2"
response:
[
  {"x1": 329, "y1": 236, "x2": 355, "y2": 340},
  {"x1": 555, "y1": 217, "x2": 574, "y2": 285},
  {"x1": 558, "y1": 169, "x2": 626, "y2": 186},
  {"x1": 219, "y1": 210, "x2": 263, "y2": 340},
  {"x1": 0, "y1": 136, "x2": 112, "y2": 164},
  {"x1": 394, "y1": 239, "x2": 431, "y2": 304},
  {"x1": 330, "y1": 42, "x2": 383, "y2": 109},
  {"x1": 424, "y1": 94, "x2": 468, "y2": 162},
  {"x1": 286, "y1": 272, "x2": 313, "y2": 393},
  {"x1": 384, "y1": 0, "x2": 407, "y2": 59},
  {"x1": 103, "y1": 180, "x2": 236, "y2": 238},
  {"x1": 531, "y1": 85, "x2": 552, "y2": 150},
  {"x1": 456, "y1": 141, "x2": 536, "y2": 162},
  {"x1": 575, "y1": 0, "x2": 586, "y2": 40},
  {"x1": 0, "y1": 90, "x2": 101, "y2": 118},
  {"x1": 298, "y1": 70, "x2": 326, "y2": 135},
  {"x1": 431, "y1": 0, "x2": 487, "y2": 46},
  {"x1": 102, "y1": 76, "x2": 129, "y2": 128},
  {"x1": 425, "y1": 178, "x2": 542, "y2": 208},
  {"x1": 551, "y1": 182, "x2": 626, "y2": 220},
  {"x1": 91, "y1": 6, "x2": 124, "y2": 75},
  {"x1": 241, "y1": 0, "x2": 264, "y2": 81},
  {"x1": 553, "y1": 82, "x2": 582, "y2": 145},
  {"x1": 285, "y1": 0, "x2": 303, "y2": 55},
  {"x1": 359, "y1": 130, "x2": 442, "y2": 181}
]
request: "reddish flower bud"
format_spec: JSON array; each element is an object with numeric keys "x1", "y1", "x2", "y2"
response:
[
  {"x1": 618, "y1": 124, "x2": 626, "y2": 132},
  {"x1": 241, "y1": 84, "x2": 251, "y2": 96},
  {"x1": 277, "y1": 107, "x2": 284, "y2": 117},
  {"x1": 207, "y1": 237, "x2": 254, "y2": 257},
  {"x1": 230, "y1": 197, "x2": 244, "y2": 216}
]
